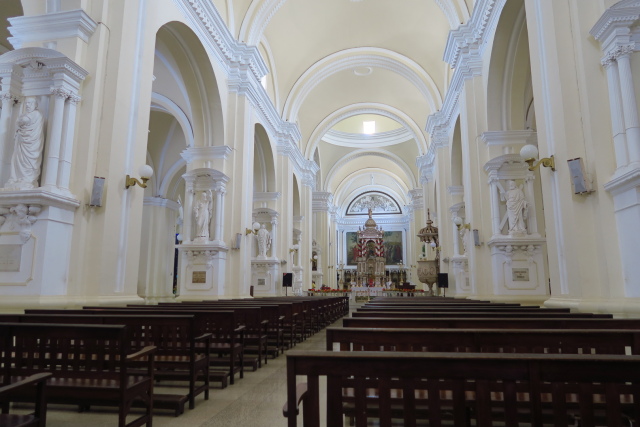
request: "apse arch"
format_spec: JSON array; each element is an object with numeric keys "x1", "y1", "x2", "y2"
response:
[
  {"x1": 306, "y1": 103, "x2": 429, "y2": 159},
  {"x1": 284, "y1": 48, "x2": 442, "y2": 124}
]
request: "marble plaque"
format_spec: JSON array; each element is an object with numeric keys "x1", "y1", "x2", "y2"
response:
[
  {"x1": 512, "y1": 268, "x2": 530, "y2": 281},
  {"x1": 192, "y1": 271, "x2": 206, "y2": 284},
  {"x1": 258, "y1": 278, "x2": 266, "y2": 286},
  {"x1": 0, "y1": 245, "x2": 21, "y2": 272}
]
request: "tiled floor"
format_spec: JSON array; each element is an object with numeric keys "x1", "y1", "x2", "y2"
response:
[{"x1": 13, "y1": 312, "x2": 343, "y2": 427}]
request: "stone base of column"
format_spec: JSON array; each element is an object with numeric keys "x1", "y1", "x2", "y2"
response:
[
  {"x1": 488, "y1": 236, "x2": 548, "y2": 297},
  {"x1": 251, "y1": 259, "x2": 282, "y2": 296},
  {"x1": 451, "y1": 255, "x2": 471, "y2": 295},
  {"x1": 176, "y1": 243, "x2": 228, "y2": 298}
]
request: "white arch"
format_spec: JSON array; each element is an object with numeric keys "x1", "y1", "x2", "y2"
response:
[
  {"x1": 306, "y1": 103, "x2": 429, "y2": 159},
  {"x1": 150, "y1": 93, "x2": 195, "y2": 147},
  {"x1": 434, "y1": 0, "x2": 470, "y2": 29},
  {"x1": 334, "y1": 170, "x2": 410, "y2": 214},
  {"x1": 159, "y1": 158, "x2": 187, "y2": 198},
  {"x1": 284, "y1": 48, "x2": 442, "y2": 123},
  {"x1": 324, "y1": 148, "x2": 418, "y2": 193},
  {"x1": 239, "y1": 0, "x2": 287, "y2": 44}
]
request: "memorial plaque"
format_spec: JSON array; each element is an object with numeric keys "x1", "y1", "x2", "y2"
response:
[
  {"x1": 512, "y1": 268, "x2": 530, "y2": 281},
  {"x1": 192, "y1": 271, "x2": 206, "y2": 284},
  {"x1": 258, "y1": 278, "x2": 266, "y2": 286},
  {"x1": 0, "y1": 245, "x2": 21, "y2": 272}
]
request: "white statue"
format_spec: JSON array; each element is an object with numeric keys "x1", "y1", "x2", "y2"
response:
[
  {"x1": 459, "y1": 227, "x2": 469, "y2": 254},
  {"x1": 503, "y1": 180, "x2": 529, "y2": 235},
  {"x1": 256, "y1": 224, "x2": 271, "y2": 257},
  {"x1": 194, "y1": 190, "x2": 212, "y2": 240},
  {"x1": 5, "y1": 97, "x2": 45, "y2": 190}
]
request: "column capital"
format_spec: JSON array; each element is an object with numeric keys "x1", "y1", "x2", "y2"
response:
[{"x1": 602, "y1": 43, "x2": 636, "y2": 67}]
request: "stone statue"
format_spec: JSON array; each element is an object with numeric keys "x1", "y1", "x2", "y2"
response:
[
  {"x1": 194, "y1": 190, "x2": 212, "y2": 240},
  {"x1": 5, "y1": 97, "x2": 45, "y2": 190},
  {"x1": 256, "y1": 224, "x2": 271, "y2": 257},
  {"x1": 504, "y1": 180, "x2": 528, "y2": 235},
  {"x1": 459, "y1": 227, "x2": 468, "y2": 254}
]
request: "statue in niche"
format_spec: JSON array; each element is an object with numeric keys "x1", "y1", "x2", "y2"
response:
[
  {"x1": 4, "y1": 97, "x2": 45, "y2": 190},
  {"x1": 503, "y1": 180, "x2": 529, "y2": 235},
  {"x1": 256, "y1": 224, "x2": 271, "y2": 257},
  {"x1": 194, "y1": 190, "x2": 212, "y2": 240}
]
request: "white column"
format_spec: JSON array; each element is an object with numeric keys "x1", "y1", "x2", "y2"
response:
[
  {"x1": 0, "y1": 93, "x2": 16, "y2": 181},
  {"x1": 452, "y1": 222, "x2": 460, "y2": 256},
  {"x1": 213, "y1": 184, "x2": 224, "y2": 241},
  {"x1": 616, "y1": 49, "x2": 640, "y2": 163},
  {"x1": 524, "y1": 176, "x2": 538, "y2": 234},
  {"x1": 42, "y1": 88, "x2": 67, "y2": 188},
  {"x1": 271, "y1": 218, "x2": 278, "y2": 259},
  {"x1": 489, "y1": 180, "x2": 501, "y2": 235},
  {"x1": 57, "y1": 94, "x2": 79, "y2": 191},
  {"x1": 604, "y1": 59, "x2": 629, "y2": 168},
  {"x1": 182, "y1": 176, "x2": 195, "y2": 242}
]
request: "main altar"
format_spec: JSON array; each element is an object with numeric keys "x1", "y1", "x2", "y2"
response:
[{"x1": 352, "y1": 209, "x2": 386, "y2": 286}]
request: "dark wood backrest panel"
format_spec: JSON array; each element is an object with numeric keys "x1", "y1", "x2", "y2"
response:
[{"x1": 343, "y1": 317, "x2": 640, "y2": 329}]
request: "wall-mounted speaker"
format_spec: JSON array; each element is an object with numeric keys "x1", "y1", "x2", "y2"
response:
[
  {"x1": 437, "y1": 273, "x2": 449, "y2": 288},
  {"x1": 89, "y1": 176, "x2": 105, "y2": 207},
  {"x1": 232, "y1": 233, "x2": 242, "y2": 249},
  {"x1": 282, "y1": 273, "x2": 293, "y2": 287}
]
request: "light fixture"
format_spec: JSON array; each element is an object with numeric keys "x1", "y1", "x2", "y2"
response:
[
  {"x1": 520, "y1": 144, "x2": 555, "y2": 171},
  {"x1": 289, "y1": 244, "x2": 299, "y2": 253},
  {"x1": 310, "y1": 254, "x2": 318, "y2": 262},
  {"x1": 453, "y1": 216, "x2": 471, "y2": 230},
  {"x1": 125, "y1": 165, "x2": 153, "y2": 189},
  {"x1": 245, "y1": 222, "x2": 261, "y2": 235}
]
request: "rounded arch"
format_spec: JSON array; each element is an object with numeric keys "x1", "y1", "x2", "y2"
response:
[
  {"x1": 284, "y1": 48, "x2": 442, "y2": 124},
  {"x1": 154, "y1": 21, "x2": 224, "y2": 148},
  {"x1": 450, "y1": 117, "x2": 463, "y2": 187},
  {"x1": 324, "y1": 149, "x2": 418, "y2": 193},
  {"x1": 306, "y1": 103, "x2": 429, "y2": 159},
  {"x1": 239, "y1": 0, "x2": 287, "y2": 45},
  {"x1": 150, "y1": 92, "x2": 194, "y2": 147},
  {"x1": 253, "y1": 123, "x2": 277, "y2": 193},
  {"x1": 486, "y1": 0, "x2": 533, "y2": 131},
  {"x1": 334, "y1": 170, "x2": 410, "y2": 216}
]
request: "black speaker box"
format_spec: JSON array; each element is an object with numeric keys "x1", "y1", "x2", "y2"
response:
[
  {"x1": 282, "y1": 273, "x2": 293, "y2": 287},
  {"x1": 437, "y1": 273, "x2": 449, "y2": 288}
]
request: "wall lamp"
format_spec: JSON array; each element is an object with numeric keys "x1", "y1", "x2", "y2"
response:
[
  {"x1": 453, "y1": 216, "x2": 471, "y2": 230},
  {"x1": 125, "y1": 165, "x2": 153, "y2": 189},
  {"x1": 245, "y1": 222, "x2": 260, "y2": 235},
  {"x1": 310, "y1": 254, "x2": 318, "y2": 262},
  {"x1": 289, "y1": 244, "x2": 299, "y2": 253},
  {"x1": 520, "y1": 144, "x2": 555, "y2": 171}
]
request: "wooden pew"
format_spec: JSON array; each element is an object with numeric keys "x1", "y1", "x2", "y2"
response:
[
  {"x1": 0, "y1": 323, "x2": 155, "y2": 427},
  {"x1": 350, "y1": 311, "x2": 611, "y2": 318},
  {"x1": 356, "y1": 306, "x2": 572, "y2": 313},
  {"x1": 284, "y1": 350, "x2": 640, "y2": 427},
  {"x1": 326, "y1": 326, "x2": 640, "y2": 354},
  {"x1": 13, "y1": 313, "x2": 210, "y2": 414},
  {"x1": 0, "y1": 373, "x2": 51, "y2": 427},
  {"x1": 343, "y1": 317, "x2": 640, "y2": 329},
  {"x1": 28, "y1": 308, "x2": 244, "y2": 387}
]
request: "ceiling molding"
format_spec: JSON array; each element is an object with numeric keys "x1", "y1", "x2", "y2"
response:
[{"x1": 283, "y1": 47, "x2": 443, "y2": 123}]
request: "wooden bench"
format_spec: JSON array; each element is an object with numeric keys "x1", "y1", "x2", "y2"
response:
[
  {"x1": 27, "y1": 308, "x2": 243, "y2": 388},
  {"x1": 284, "y1": 350, "x2": 640, "y2": 427},
  {"x1": 0, "y1": 373, "x2": 51, "y2": 427},
  {"x1": 326, "y1": 326, "x2": 640, "y2": 354},
  {"x1": 0, "y1": 323, "x2": 155, "y2": 427},
  {"x1": 14, "y1": 313, "x2": 210, "y2": 414},
  {"x1": 343, "y1": 316, "x2": 640, "y2": 329}
]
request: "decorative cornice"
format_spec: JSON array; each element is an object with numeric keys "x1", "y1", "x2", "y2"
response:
[
  {"x1": 253, "y1": 192, "x2": 281, "y2": 202},
  {"x1": 590, "y1": 1, "x2": 640, "y2": 43},
  {"x1": 0, "y1": 47, "x2": 89, "y2": 88},
  {"x1": 425, "y1": 0, "x2": 507, "y2": 167},
  {"x1": 483, "y1": 154, "x2": 527, "y2": 174},
  {"x1": 604, "y1": 163, "x2": 640, "y2": 196},
  {"x1": 0, "y1": 189, "x2": 79, "y2": 211},
  {"x1": 7, "y1": 9, "x2": 98, "y2": 49},
  {"x1": 143, "y1": 197, "x2": 180, "y2": 211},
  {"x1": 312, "y1": 191, "x2": 334, "y2": 212},
  {"x1": 447, "y1": 185, "x2": 464, "y2": 196},
  {"x1": 443, "y1": 0, "x2": 506, "y2": 68},
  {"x1": 180, "y1": 146, "x2": 233, "y2": 163},
  {"x1": 182, "y1": 167, "x2": 229, "y2": 184},
  {"x1": 480, "y1": 130, "x2": 537, "y2": 147}
]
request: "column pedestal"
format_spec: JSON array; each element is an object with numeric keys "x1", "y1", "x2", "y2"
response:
[{"x1": 176, "y1": 243, "x2": 228, "y2": 299}]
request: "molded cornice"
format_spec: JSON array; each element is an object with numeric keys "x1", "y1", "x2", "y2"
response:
[{"x1": 7, "y1": 9, "x2": 97, "y2": 49}]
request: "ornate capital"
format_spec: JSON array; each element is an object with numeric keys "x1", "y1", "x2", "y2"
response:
[{"x1": 602, "y1": 43, "x2": 636, "y2": 67}]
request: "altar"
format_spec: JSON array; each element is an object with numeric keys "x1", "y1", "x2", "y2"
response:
[{"x1": 350, "y1": 285, "x2": 385, "y2": 301}]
